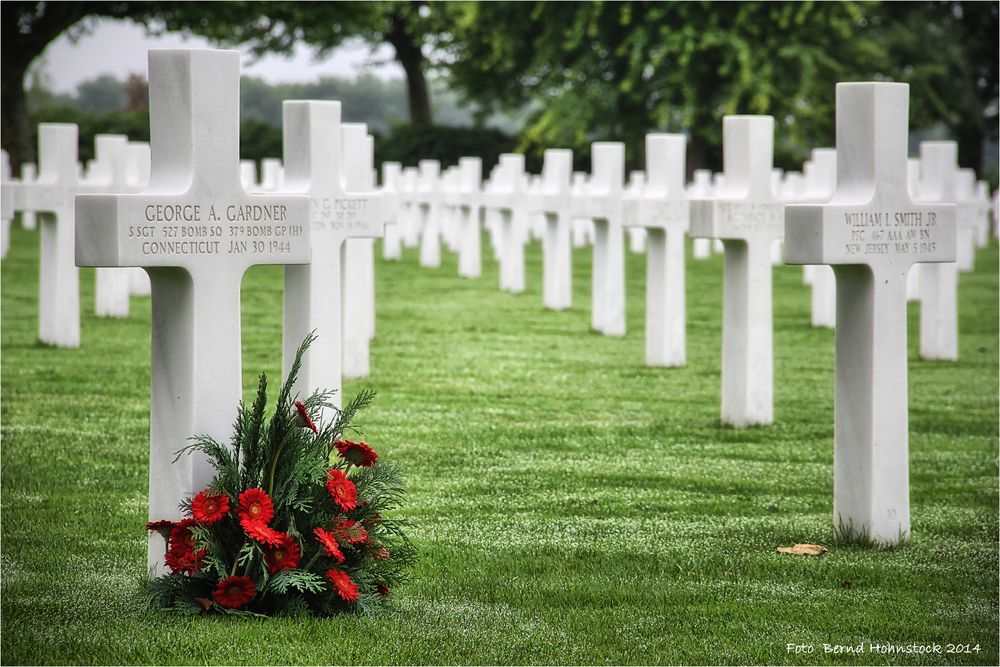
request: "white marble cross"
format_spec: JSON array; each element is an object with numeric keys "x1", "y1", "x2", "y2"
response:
[
  {"x1": 20, "y1": 163, "x2": 37, "y2": 231},
  {"x1": 400, "y1": 166, "x2": 421, "y2": 248},
  {"x1": 381, "y1": 161, "x2": 403, "y2": 260},
  {"x1": 22, "y1": 124, "x2": 95, "y2": 347},
  {"x1": 801, "y1": 148, "x2": 838, "y2": 328},
  {"x1": 691, "y1": 116, "x2": 783, "y2": 426},
  {"x1": 90, "y1": 134, "x2": 134, "y2": 319},
  {"x1": 483, "y1": 154, "x2": 528, "y2": 293},
  {"x1": 915, "y1": 141, "x2": 960, "y2": 361},
  {"x1": 624, "y1": 134, "x2": 689, "y2": 366},
  {"x1": 626, "y1": 170, "x2": 648, "y2": 254},
  {"x1": 784, "y1": 82, "x2": 955, "y2": 545},
  {"x1": 76, "y1": 49, "x2": 311, "y2": 574},
  {"x1": 570, "y1": 172, "x2": 593, "y2": 249},
  {"x1": 1, "y1": 150, "x2": 14, "y2": 259},
  {"x1": 415, "y1": 160, "x2": 442, "y2": 267},
  {"x1": 125, "y1": 142, "x2": 153, "y2": 297},
  {"x1": 971, "y1": 180, "x2": 990, "y2": 247},
  {"x1": 583, "y1": 143, "x2": 627, "y2": 336},
  {"x1": 342, "y1": 124, "x2": 380, "y2": 380},
  {"x1": 687, "y1": 169, "x2": 713, "y2": 259},
  {"x1": 280, "y1": 102, "x2": 382, "y2": 408},
  {"x1": 953, "y1": 168, "x2": 978, "y2": 272},
  {"x1": 456, "y1": 157, "x2": 483, "y2": 279},
  {"x1": 528, "y1": 149, "x2": 573, "y2": 310}
]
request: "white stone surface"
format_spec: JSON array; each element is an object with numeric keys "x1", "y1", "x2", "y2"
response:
[
  {"x1": 279, "y1": 102, "x2": 381, "y2": 408},
  {"x1": 400, "y1": 166, "x2": 421, "y2": 248},
  {"x1": 75, "y1": 49, "x2": 311, "y2": 574},
  {"x1": 784, "y1": 82, "x2": 955, "y2": 545},
  {"x1": 483, "y1": 154, "x2": 528, "y2": 293},
  {"x1": 20, "y1": 163, "x2": 37, "y2": 230},
  {"x1": 22, "y1": 124, "x2": 95, "y2": 347},
  {"x1": 125, "y1": 142, "x2": 153, "y2": 296},
  {"x1": 570, "y1": 172, "x2": 593, "y2": 249},
  {"x1": 691, "y1": 116, "x2": 783, "y2": 427},
  {"x1": 342, "y1": 125, "x2": 379, "y2": 380},
  {"x1": 801, "y1": 148, "x2": 838, "y2": 328},
  {"x1": 580, "y1": 143, "x2": 627, "y2": 336},
  {"x1": 687, "y1": 169, "x2": 713, "y2": 259},
  {"x1": 626, "y1": 170, "x2": 647, "y2": 253},
  {"x1": 259, "y1": 158, "x2": 284, "y2": 192},
  {"x1": 90, "y1": 134, "x2": 133, "y2": 319},
  {"x1": 916, "y1": 141, "x2": 960, "y2": 361},
  {"x1": 972, "y1": 180, "x2": 990, "y2": 247},
  {"x1": 0, "y1": 150, "x2": 13, "y2": 259},
  {"x1": 416, "y1": 160, "x2": 442, "y2": 267},
  {"x1": 953, "y1": 168, "x2": 977, "y2": 272},
  {"x1": 905, "y1": 159, "x2": 922, "y2": 302},
  {"x1": 456, "y1": 157, "x2": 483, "y2": 279},
  {"x1": 528, "y1": 149, "x2": 574, "y2": 310},
  {"x1": 624, "y1": 134, "x2": 689, "y2": 366},
  {"x1": 381, "y1": 162, "x2": 403, "y2": 260},
  {"x1": 239, "y1": 160, "x2": 257, "y2": 190}
]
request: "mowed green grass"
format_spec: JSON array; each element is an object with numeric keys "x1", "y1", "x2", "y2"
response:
[{"x1": 2, "y1": 221, "x2": 997, "y2": 666}]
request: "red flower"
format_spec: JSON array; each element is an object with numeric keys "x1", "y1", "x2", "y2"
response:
[
  {"x1": 238, "y1": 488, "x2": 274, "y2": 525},
  {"x1": 373, "y1": 548, "x2": 391, "y2": 562},
  {"x1": 332, "y1": 518, "x2": 368, "y2": 545},
  {"x1": 213, "y1": 575, "x2": 256, "y2": 609},
  {"x1": 264, "y1": 534, "x2": 301, "y2": 574},
  {"x1": 244, "y1": 521, "x2": 285, "y2": 547},
  {"x1": 377, "y1": 582, "x2": 391, "y2": 597},
  {"x1": 191, "y1": 490, "x2": 230, "y2": 525},
  {"x1": 294, "y1": 400, "x2": 318, "y2": 434},
  {"x1": 325, "y1": 568, "x2": 359, "y2": 604},
  {"x1": 168, "y1": 518, "x2": 199, "y2": 552},
  {"x1": 325, "y1": 470, "x2": 357, "y2": 511},
  {"x1": 313, "y1": 527, "x2": 345, "y2": 564},
  {"x1": 334, "y1": 440, "x2": 378, "y2": 467},
  {"x1": 164, "y1": 545, "x2": 205, "y2": 575}
]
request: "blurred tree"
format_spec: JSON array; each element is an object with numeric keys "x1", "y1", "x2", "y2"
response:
[
  {"x1": 152, "y1": 1, "x2": 445, "y2": 126},
  {"x1": 123, "y1": 73, "x2": 149, "y2": 112},
  {"x1": 443, "y1": 1, "x2": 996, "y2": 176},
  {"x1": 75, "y1": 74, "x2": 126, "y2": 113}
]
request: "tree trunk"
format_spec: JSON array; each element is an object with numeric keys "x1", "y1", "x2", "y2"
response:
[
  {"x1": 0, "y1": 57, "x2": 33, "y2": 171},
  {"x1": 386, "y1": 9, "x2": 433, "y2": 126}
]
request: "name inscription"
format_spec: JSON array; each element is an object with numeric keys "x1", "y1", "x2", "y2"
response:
[
  {"x1": 842, "y1": 209, "x2": 939, "y2": 257},
  {"x1": 310, "y1": 196, "x2": 377, "y2": 233},
  {"x1": 716, "y1": 202, "x2": 783, "y2": 234}
]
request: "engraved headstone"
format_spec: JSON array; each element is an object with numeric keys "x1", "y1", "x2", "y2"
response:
[
  {"x1": 279, "y1": 102, "x2": 381, "y2": 407},
  {"x1": 90, "y1": 134, "x2": 133, "y2": 318},
  {"x1": 626, "y1": 170, "x2": 647, "y2": 254},
  {"x1": 784, "y1": 82, "x2": 955, "y2": 544},
  {"x1": 623, "y1": 134, "x2": 689, "y2": 366},
  {"x1": 400, "y1": 166, "x2": 420, "y2": 249},
  {"x1": 953, "y1": 168, "x2": 977, "y2": 272},
  {"x1": 971, "y1": 180, "x2": 990, "y2": 247},
  {"x1": 416, "y1": 160, "x2": 442, "y2": 268},
  {"x1": 687, "y1": 169, "x2": 713, "y2": 259},
  {"x1": 801, "y1": 148, "x2": 838, "y2": 328},
  {"x1": 76, "y1": 50, "x2": 311, "y2": 573},
  {"x1": 381, "y1": 161, "x2": 403, "y2": 260},
  {"x1": 20, "y1": 163, "x2": 37, "y2": 231},
  {"x1": 570, "y1": 172, "x2": 593, "y2": 249},
  {"x1": 125, "y1": 142, "x2": 153, "y2": 296},
  {"x1": 691, "y1": 116, "x2": 783, "y2": 426},
  {"x1": 0, "y1": 150, "x2": 14, "y2": 259}
]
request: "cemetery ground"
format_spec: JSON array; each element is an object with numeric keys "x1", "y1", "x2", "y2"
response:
[{"x1": 1, "y1": 224, "x2": 997, "y2": 666}]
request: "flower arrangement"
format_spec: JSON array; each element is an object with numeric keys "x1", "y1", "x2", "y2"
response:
[{"x1": 143, "y1": 334, "x2": 414, "y2": 617}]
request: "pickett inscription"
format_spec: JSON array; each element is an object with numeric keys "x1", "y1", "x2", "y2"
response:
[{"x1": 310, "y1": 196, "x2": 376, "y2": 232}]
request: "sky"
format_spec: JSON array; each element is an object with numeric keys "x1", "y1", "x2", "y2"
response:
[{"x1": 35, "y1": 18, "x2": 403, "y2": 93}]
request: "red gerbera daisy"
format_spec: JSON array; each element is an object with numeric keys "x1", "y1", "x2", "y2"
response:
[
  {"x1": 168, "y1": 518, "x2": 199, "y2": 552},
  {"x1": 334, "y1": 440, "x2": 378, "y2": 467},
  {"x1": 325, "y1": 568, "x2": 359, "y2": 604},
  {"x1": 244, "y1": 521, "x2": 285, "y2": 547},
  {"x1": 212, "y1": 575, "x2": 256, "y2": 609},
  {"x1": 313, "y1": 527, "x2": 345, "y2": 564},
  {"x1": 325, "y1": 470, "x2": 357, "y2": 511},
  {"x1": 294, "y1": 400, "x2": 318, "y2": 434},
  {"x1": 164, "y1": 544, "x2": 205, "y2": 575},
  {"x1": 191, "y1": 490, "x2": 230, "y2": 525},
  {"x1": 332, "y1": 518, "x2": 368, "y2": 545},
  {"x1": 238, "y1": 488, "x2": 274, "y2": 525},
  {"x1": 264, "y1": 534, "x2": 302, "y2": 574}
]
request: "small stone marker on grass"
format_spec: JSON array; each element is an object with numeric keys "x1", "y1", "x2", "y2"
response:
[
  {"x1": 784, "y1": 82, "x2": 955, "y2": 544},
  {"x1": 690, "y1": 116, "x2": 783, "y2": 427},
  {"x1": 75, "y1": 49, "x2": 311, "y2": 573},
  {"x1": 623, "y1": 134, "x2": 689, "y2": 366}
]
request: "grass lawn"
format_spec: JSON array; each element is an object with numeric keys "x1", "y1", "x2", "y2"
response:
[{"x1": 2, "y1": 221, "x2": 997, "y2": 665}]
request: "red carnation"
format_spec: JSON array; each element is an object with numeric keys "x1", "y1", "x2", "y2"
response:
[
  {"x1": 264, "y1": 534, "x2": 301, "y2": 574},
  {"x1": 238, "y1": 488, "x2": 274, "y2": 525},
  {"x1": 213, "y1": 575, "x2": 256, "y2": 609},
  {"x1": 325, "y1": 469, "x2": 357, "y2": 511},
  {"x1": 325, "y1": 568, "x2": 359, "y2": 604},
  {"x1": 313, "y1": 527, "x2": 345, "y2": 564},
  {"x1": 334, "y1": 440, "x2": 378, "y2": 467},
  {"x1": 294, "y1": 400, "x2": 318, "y2": 434},
  {"x1": 244, "y1": 521, "x2": 285, "y2": 547},
  {"x1": 191, "y1": 490, "x2": 230, "y2": 525},
  {"x1": 332, "y1": 518, "x2": 368, "y2": 545}
]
